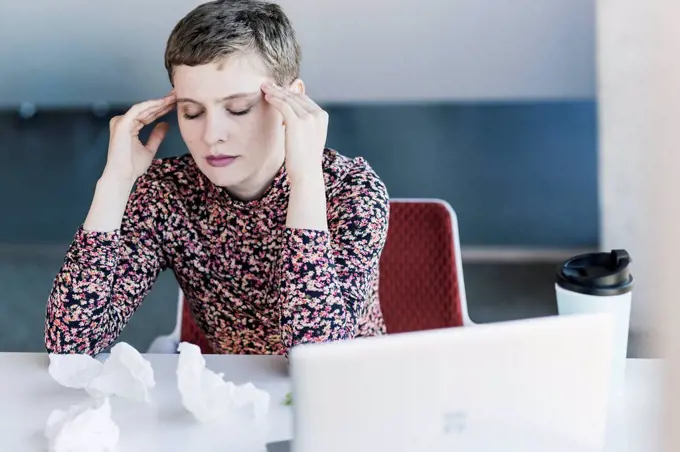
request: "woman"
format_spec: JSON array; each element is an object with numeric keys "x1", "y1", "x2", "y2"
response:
[{"x1": 45, "y1": 0, "x2": 389, "y2": 356}]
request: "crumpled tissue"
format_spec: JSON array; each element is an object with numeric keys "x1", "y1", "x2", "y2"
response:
[
  {"x1": 177, "y1": 341, "x2": 270, "y2": 423},
  {"x1": 44, "y1": 396, "x2": 119, "y2": 452},
  {"x1": 48, "y1": 342, "x2": 155, "y2": 402},
  {"x1": 48, "y1": 353, "x2": 103, "y2": 390},
  {"x1": 87, "y1": 342, "x2": 155, "y2": 402}
]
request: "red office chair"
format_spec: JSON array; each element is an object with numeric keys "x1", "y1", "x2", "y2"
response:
[
  {"x1": 147, "y1": 290, "x2": 213, "y2": 354},
  {"x1": 148, "y1": 199, "x2": 470, "y2": 354},
  {"x1": 180, "y1": 300, "x2": 215, "y2": 354},
  {"x1": 378, "y1": 199, "x2": 470, "y2": 333}
]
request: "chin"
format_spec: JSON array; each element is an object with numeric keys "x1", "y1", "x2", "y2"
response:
[
  {"x1": 208, "y1": 171, "x2": 247, "y2": 189},
  {"x1": 196, "y1": 163, "x2": 244, "y2": 188}
]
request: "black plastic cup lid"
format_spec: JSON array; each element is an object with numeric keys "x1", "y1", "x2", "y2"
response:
[{"x1": 556, "y1": 249, "x2": 634, "y2": 296}]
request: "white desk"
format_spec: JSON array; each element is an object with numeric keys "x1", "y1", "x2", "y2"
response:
[
  {"x1": 0, "y1": 353, "x2": 293, "y2": 451},
  {"x1": 0, "y1": 354, "x2": 663, "y2": 451}
]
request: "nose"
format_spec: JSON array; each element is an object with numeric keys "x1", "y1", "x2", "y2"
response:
[{"x1": 202, "y1": 111, "x2": 229, "y2": 148}]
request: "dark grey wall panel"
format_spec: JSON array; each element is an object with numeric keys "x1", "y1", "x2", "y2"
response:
[
  {"x1": 324, "y1": 101, "x2": 599, "y2": 247},
  {"x1": 0, "y1": 101, "x2": 597, "y2": 247}
]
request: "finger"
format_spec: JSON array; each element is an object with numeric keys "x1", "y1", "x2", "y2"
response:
[
  {"x1": 264, "y1": 92, "x2": 300, "y2": 123},
  {"x1": 109, "y1": 115, "x2": 122, "y2": 129},
  {"x1": 120, "y1": 95, "x2": 175, "y2": 126},
  {"x1": 144, "y1": 122, "x2": 170, "y2": 154},
  {"x1": 154, "y1": 102, "x2": 176, "y2": 119},
  {"x1": 285, "y1": 93, "x2": 316, "y2": 116},
  {"x1": 131, "y1": 103, "x2": 176, "y2": 136},
  {"x1": 267, "y1": 90, "x2": 309, "y2": 118},
  {"x1": 126, "y1": 105, "x2": 168, "y2": 136},
  {"x1": 121, "y1": 99, "x2": 166, "y2": 124},
  {"x1": 263, "y1": 83, "x2": 311, "y2": 116},
  {"x1": 260, "y1": 81, "x2": 321, "y2": 114},
  {"x1": 297, "y1": 93, "x2": 324, "y2": 115},
  {"x1": 137, "y1": 96, "x2": 176, "y2": 124},
  {"x1": 135, "y1": 102, "x2": 175, "y2": 129}
]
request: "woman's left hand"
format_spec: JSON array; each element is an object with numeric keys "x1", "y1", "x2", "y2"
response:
[{"x1": 261, "y1": 81, "x2": 329, "y2": 182}]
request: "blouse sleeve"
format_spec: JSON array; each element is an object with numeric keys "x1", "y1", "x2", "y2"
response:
[
  {"x1": 273, "y1": 168, "x2": 389, "y2": 352},
  {"x1": 45, "y1": 175, "x2": 170, "y2": 355}
]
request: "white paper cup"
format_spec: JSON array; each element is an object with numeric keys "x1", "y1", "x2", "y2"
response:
[
  {"x1": 555, "y1": 250, "x2": 634, "y2": 395},
  {"x1": 555, "y1": 285, "x2": 632, "y2": 393}
]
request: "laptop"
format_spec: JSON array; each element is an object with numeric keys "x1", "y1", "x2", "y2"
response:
[{"x1": 272, "y1": 313, "x2": 614, "y2": 452}]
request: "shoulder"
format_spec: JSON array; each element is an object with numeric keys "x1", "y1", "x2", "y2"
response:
[
  {"x1": 123, "y1": 154, "x2": 200, "y2": 230},
  {"x1": 137, "y1": 154, "x2": 197, "y2": 191},
  {"x1": 133, "y1": 154, "x2": 199, "y2": 201},
  {"x1": 323, "y1": 148, "x2": 389, "y2": 218}
]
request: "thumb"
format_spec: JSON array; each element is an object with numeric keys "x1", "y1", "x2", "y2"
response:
[{"x1": 145, "y1": 122, "x2": 170, "y2": 154}]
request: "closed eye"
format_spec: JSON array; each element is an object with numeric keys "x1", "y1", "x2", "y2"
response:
[
  {"x1": 229, "y1": 107, "x2": 251, "y2": 116},
  {"x1": 183, "y1": 111, "x2": 203, "y2": 120},
  {"x1": 182, "y1": 107, "x2": 252, "y2": 120}
]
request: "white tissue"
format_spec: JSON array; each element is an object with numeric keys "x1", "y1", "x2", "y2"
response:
[
  {"x1": 87, "y1": 342, "x2": 155, "y2": 402},
  {"x1": 177, "y1": 342, "x2": 271, "y2": 423},
  {"x1": 48, "y1": 354, "x2": 103, "y2": 389},
  {"x1": 48, "y1": 342, "x2": 155, "y2": 403},
  {"x1": 45, "y1": 397, "x2": 119, "y2": 452}
]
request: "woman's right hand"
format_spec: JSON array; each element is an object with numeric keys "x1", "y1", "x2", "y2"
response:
[{"x1": 102, "y1": 92, "x2": 176, "y2": 183}]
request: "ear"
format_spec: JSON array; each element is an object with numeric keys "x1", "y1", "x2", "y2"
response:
[{"x1": 288, "y1": 78, "x2": 306, "y2": 95}]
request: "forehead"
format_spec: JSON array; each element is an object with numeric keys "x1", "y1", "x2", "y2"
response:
[{"x1": 173, "y1": 52, "x2": 271, "y2": 100}]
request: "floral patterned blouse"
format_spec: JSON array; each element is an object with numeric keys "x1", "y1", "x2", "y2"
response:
[{"x1": 45, "y1": 149, "x2": 389, "y2": 355}]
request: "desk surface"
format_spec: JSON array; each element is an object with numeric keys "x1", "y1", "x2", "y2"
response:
[{"x1": 0, "y1": 354, "x2": 663, "y2": 452}]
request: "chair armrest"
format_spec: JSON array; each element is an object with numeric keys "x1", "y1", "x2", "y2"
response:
[{"x1": 147, "y1": 335, "x2": 179, "y2": 354}]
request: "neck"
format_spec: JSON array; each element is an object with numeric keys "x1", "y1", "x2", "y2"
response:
[{"x1": 224, "y1": 149, "x2": 286, "y2": 202}]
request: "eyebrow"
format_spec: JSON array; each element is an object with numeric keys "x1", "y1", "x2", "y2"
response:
[{"x1": 176, "y1": 92, "x2": 261, "y2": 105}]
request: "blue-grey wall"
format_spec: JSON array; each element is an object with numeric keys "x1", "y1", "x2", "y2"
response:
[{"x1": 0, "y1": 101, "x2": 598, "y2": 248}]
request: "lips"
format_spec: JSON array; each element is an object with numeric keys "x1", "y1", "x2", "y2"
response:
[{"x1": 206, "y1": 155, "x2": 239, "y2": 168}]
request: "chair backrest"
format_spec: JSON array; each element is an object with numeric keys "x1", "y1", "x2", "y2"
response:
[
  {"x1": 180, "y1": 300, "x2": 215, "y2": 354},
  {"x1": 179, "y1": 198, "x2": 468, "y2": 353},
  {"x1": 378, "y1": 199, "x2": 468, "y2": 332}
]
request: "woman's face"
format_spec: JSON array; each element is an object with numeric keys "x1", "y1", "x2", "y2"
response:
[{"x1": 173, "y1": 52, "x2": 286, "y2": 199}]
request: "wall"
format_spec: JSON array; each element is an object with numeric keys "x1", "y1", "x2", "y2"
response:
[
  {"x1": 597, "y1": 0, "x2": 680, "y2": 355},
  {"x1": 0, "y1": 0, "x2": 595, "y2": 107},
  {"x1": 0, "y1": 0, "x2": 603, "y2": 353},
  {"x1": 0, "y1": 101, "x2": 597, "y2": 248},
  {"x1": 0, "y1": 0, "x2": 599, "y2": 249}
]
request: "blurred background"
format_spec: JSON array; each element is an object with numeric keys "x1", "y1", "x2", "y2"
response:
[{"x1": 0, "y1": 0, "x2": 649, "y2": 354}]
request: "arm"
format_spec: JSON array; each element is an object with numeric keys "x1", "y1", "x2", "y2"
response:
[
  {"x1": 45, "y1": 175, "x2": 169, "y2": 355},
  {"x1": 44, "y1": 93, "x2": 175, "y2": 355},
  {"x1": 260, "y1": 81, "x2": 388, "y2": 349},
  {"x1": 276, "y1": 169, "x2": 390, "y2": 351},
  {"x1": 285, "y1": 170, "x2": 328, "y2": 231},
  {"x1": 261, "y1": 80, "x2": 329, "y2": 233}
]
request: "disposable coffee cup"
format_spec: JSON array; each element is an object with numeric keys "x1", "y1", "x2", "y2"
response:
[{"x1": 555, "y1": 249, "x2": 634, "y2": 394}]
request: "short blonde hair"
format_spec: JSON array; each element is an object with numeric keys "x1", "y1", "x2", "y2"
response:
[{"x1": 164, "y1": 0, "x2": 301, "y2": 86}]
